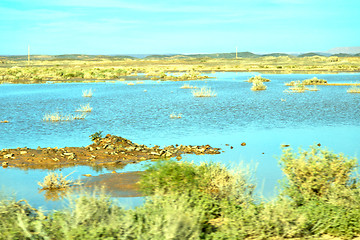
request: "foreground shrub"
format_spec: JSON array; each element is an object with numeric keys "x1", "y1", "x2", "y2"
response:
[
  {"x1": 279, "y1": 145, "x2": 358, "y2": 205},
  {"x1": 139, "y1": 160, "x2": 255, "y2": 203}
]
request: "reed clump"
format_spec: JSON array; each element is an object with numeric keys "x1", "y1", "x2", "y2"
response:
[
  {"x1": 347, "y1": 86, "x2": 360, "y2": 93},
  {"x1": 43, "y1": 112, "x2": 86, "y2": 122},
  {"x1": 192, "y1": 86, "x2": 217, "y2": 97},
  {"x1": 251, "y1": 79, "x2": 267, "y2": 91},
  {"x1": 76, "y1": 103, "x2": 92, "y2": 112},
  {"x1": 82, "y1": 88, "x2": 93, "y2": 97}
]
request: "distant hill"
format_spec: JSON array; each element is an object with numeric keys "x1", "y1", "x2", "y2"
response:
[
  {"x1": 297, "y1": 52, "x2": 327, "y2": 57},
  {"x1": 331, "y1": 53, "x2": 354, "y2": 57},
  {"x1": 262, "y1": 53, "x2": 295, "y2": 57},
  {"x1": 326, "y1": 47, "x2": 360, "y2": 55}
]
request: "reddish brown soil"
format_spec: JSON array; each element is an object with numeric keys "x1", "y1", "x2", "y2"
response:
[{"x1": 1, "y1": 134, "x2": 221, "y2": 170}]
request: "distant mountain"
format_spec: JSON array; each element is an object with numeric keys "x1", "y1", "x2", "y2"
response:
[{"x1": 326, "y1": 47, "x2": 360, "y2": 55}]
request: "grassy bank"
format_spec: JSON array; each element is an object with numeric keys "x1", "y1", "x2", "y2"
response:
[
  {"x1": 1, "y1": 145, "x2": 360, "y2": 239},
  {"x1": 1, "y1": 55, "x2": 360, "y2": 84}
]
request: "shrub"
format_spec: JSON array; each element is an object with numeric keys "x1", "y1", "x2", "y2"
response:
[
  {"x1": 89, "y1": 131, "x2": 103, "y2": 141},
  {"x1": 251, "y1": 79, "x2": 267, "y2": 91},
  {"x1": 279, "y1": 145, "x2": 358, "y2": 205},
  {"x1": 38, "y1": 171, "x2": 81, "y2": 190},
  {"x1": 139, "y1": 160, "x2": 255, "y2": 203}
]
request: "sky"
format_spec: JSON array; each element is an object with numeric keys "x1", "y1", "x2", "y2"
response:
[{"x1": 0, "y1": 0, "x2": 359, "y2": 55}]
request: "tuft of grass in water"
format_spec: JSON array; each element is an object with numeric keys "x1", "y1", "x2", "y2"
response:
[
  {"x1": 43, "y1": 112, "x2": 86, "y2": 121},
  {"x1": 169, "y1": 113, "x2": 182, "y2": 118},
  {"x1": 284, "y1": 81, "x2": 307, "y2": 93},
  {"x1": 247, "y1": 75, "x2": 270, "y2": 82},
  {"x1": 75, "y1": 103, "x2": 92, "y2": 112},
  {"x1": 347, "y1": 85, "x2": 360, "y2": 93},
  {"x1": 302, "y1": 76, "x2": 327, "y2": 85},
  {"x1": 192, "y1": 86, "x2": 217, "y2": 97},
  {"x1": 180, "y1": 83, "x2": 197, "y2": 89},
  {"x1": 82, "y1": 88, "x2": 93, "y2": 97},
  {"x1": 251, "y1": 79, "x2": 267, "y2": 91},
  {"x1": 38, "y1": 171, "x2": 81, "y2": 190}
]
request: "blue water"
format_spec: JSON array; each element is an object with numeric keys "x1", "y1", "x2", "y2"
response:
[{"x1": 1, "y1": 72, "x2": 360, "y2": 209}]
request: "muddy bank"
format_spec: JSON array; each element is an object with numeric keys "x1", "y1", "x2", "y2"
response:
[
  {"x1": 82, "y1": 171, "x2": 144, "y2": 198},
  {"x1": 0, "y1": 134, "x2": 221, "y2": 169}
]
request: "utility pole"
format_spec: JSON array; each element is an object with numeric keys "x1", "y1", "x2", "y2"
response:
[
  {"x1": 28, "y1": 45, "x2": 30, "y2": 65},
  {"x1": 236, "y1": 46, "x2": 238, "y2": 59}
]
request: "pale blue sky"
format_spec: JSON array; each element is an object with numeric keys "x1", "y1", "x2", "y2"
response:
[{"x1": 0, "y1": 0, "x2": 359, "y2": 55}]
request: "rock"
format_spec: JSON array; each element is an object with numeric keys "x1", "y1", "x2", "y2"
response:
[
  {"x1": 89, "y1": 147, "x2": 94, "y2": 151},
  {"x1": 241, "y1": 142, "x2": 246, "y2": 146},
  {"x1": 20, "y1": 151, "x2": 27, "y2": 155},
  {"x1": 3, "y1": 153, "x2": 14, "y2": 159},
  {"x1": 2, "y1": 162, "x2": 8, "y2": 167},
  {"x1": 83, "y1": 174, "x2": 92, "y2": 177}
]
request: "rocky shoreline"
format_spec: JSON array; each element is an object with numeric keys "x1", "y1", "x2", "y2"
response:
[{"x1": 1, "y1": 134, "x2": 221, "y2": 169}]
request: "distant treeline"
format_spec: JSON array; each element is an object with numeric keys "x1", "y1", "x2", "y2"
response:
[{"x1": 2, "y1": 51, "x2": 360, "y2": 61}]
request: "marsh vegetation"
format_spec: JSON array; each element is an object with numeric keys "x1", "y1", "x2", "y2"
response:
[
  {"x1": 1, "y1": 55, "x2": 360, "y2": 84},
  {"x1": 2, "y1": 146, "x2": 360, "y2": 239}
]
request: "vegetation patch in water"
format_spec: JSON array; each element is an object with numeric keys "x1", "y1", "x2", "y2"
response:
[{"x1": 251, "y1": 79, "x2": 267, "y2": 91}]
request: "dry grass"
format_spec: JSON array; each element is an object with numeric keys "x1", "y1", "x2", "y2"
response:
[
  {"x1": 347, "y1": 86, "x2": 360, "y2": 93},
  {"x1": 38, "y1": 171, "x2": 81, "y2": 190},
  {"x1": 192, "y1": 86, "x2": 217, "y2": 97},
  {"x1": 43, "y1": 112, "x2": 86, "y2": 121},
  {"x1": 76, "y1": 103, "x2": 92, "y2": 112},
  {"x1": 82, "y1": 89, "x2": 93, "y2": 97},
  {"x1": 170, "y1": 113, "x2": 182, "y2": 118},
  {"x1": 180, "y1": 83, "x2": 197, "y2": 89}
]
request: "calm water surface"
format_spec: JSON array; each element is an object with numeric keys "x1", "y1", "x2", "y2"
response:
[{"x1": 0, "y1": 72, "x2": 360, "y2": 209}]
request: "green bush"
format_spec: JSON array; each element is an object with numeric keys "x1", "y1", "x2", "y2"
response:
[
  {"x1": 139, "y1": 160, "x2": 255, "y2": 203},
  {"x1": 279, "y1": 145, "x2": 358, "y2": 205}
]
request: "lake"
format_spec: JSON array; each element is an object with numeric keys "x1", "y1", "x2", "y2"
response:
[{"x1": 1, "y1": 72, "x2": 360, "y2": 210}]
